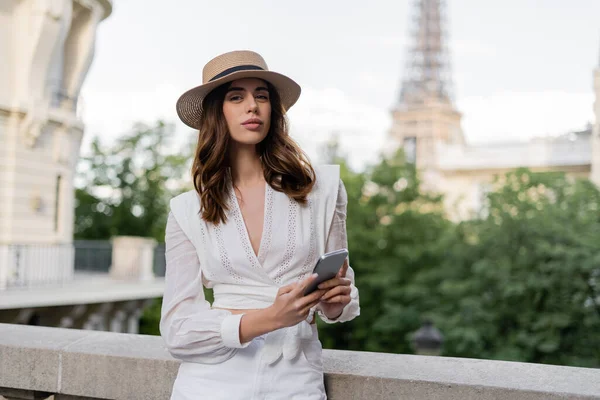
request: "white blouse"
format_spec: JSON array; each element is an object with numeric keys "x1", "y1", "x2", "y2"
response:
[{"x1": 160, "y1": 166, "x2": 360, "y2": 365}]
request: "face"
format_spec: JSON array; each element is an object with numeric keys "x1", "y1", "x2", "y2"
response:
[{"x1": 222, "y1": 78, "x2": 272, "y2": 146}]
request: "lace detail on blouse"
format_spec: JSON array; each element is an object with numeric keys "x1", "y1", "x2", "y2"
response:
[
  {"x1": 214, "y1": 223, "x2": 242, "y2": 283},
  {"x1": 298, "y1": 197, "x2": 316, "y2": 280},
  {"x1": 257, "y1": 184, "x2": 274, "y2": 265},
  {"x1": 198, "y1": 215, "x2": 210, "y2": 280},
  {"x1": 274, "y1": 198, "x2": 298, "y2": 284}
]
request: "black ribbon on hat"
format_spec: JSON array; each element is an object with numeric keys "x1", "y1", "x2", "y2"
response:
[{"x1": 209, "y1": 65, "x2": 265, "y2": 82}]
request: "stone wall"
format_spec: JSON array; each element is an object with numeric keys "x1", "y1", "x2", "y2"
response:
[{"x1": 0, "y1": 324, "x2": 598, "y2": 400}]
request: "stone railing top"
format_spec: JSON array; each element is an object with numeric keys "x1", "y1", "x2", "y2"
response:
[
  {"x1": 0, "y1": 277, "x2": 165, "y2": 310},
  {"x1": 0, "y1": 323, "x2": 598, "y2": 400}
]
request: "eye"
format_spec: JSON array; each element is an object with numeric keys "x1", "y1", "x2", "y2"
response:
[
  {"x1": 256, "y1": 94, "x2": 270, "y2": 101},
  {"x1": 228, "y1": 95, "x2": 242, "y2": 101}
]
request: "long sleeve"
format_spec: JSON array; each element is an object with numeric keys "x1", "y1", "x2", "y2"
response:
[
  {"x1": 317, "y1": 179, "x2": 361, "y2": 324},
  {"x1": 159, "y1": 212, "x2": 251, "y2": 364}
]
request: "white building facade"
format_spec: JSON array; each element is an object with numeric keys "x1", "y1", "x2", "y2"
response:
[
  {"x1": 0, "y1": 1, "x2": 165, "y2": 334},
  {"x1": 0, "y1": 0, "x2": 112, "y2": 288},
  {"x1": 0, "y1": 0, "x2": 112, "y2": 245}
]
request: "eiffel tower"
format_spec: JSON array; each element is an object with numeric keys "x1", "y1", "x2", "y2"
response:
[
  {"x1": 399, "y1": 0, "x2": 454, "y2": 105},
  {"x1": 389, "y1": 0, "x2": 464, "y2": 170}
]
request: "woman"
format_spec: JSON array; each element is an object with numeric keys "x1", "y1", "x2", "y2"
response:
[{"x1": 160, "y1": 50, "x2": 360, "y2": 400}]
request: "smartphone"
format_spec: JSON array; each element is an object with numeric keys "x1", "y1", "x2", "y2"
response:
[{"x1": 303, "y1": 248, "x2": 349, "y2": 296}]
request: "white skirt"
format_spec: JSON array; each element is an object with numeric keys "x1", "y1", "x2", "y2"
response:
[{"x1": 170, "y1": 324, "x2": 327, "y2": 400}]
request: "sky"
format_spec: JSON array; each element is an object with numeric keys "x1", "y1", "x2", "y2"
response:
[{"x1": 80, "y1": 0, "x2": 600, "y2": 171}]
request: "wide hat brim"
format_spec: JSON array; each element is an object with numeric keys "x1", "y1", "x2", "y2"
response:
[{"x1": 176, "y1": 70, "x2": 301, "y2": 130}]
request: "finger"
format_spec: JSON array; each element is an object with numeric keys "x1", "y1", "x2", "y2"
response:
[
  {"x1": 320, "y1": 294, "x2": 351, "y2": 304},
  {"x1": 299, "y1": 289, "x2": 326, "y2": 308},
  {"x1": 318, "y1": 277, "x2": 351, "y2": 290},
  {"x1": 321, "y1": 286, "x2": 351, "y2": 302},
  {"x1": 322, "y1": 285, "x2": 351, "y2": 300},
  {"x1": 320, "y1": 287, "x2": 342, "y2": 301},
  {"x1": 294, "y1": 273, "x2": 319, "y2": 294},
  {"x1": 337, "y1": 259, "x2": 349, "y2": 278},
  {"x1": 277, "y1": 282, "x2": 297, "y2": 296},
  {"x1": 308, "y1": 288, "x2": 327, "y2": 302}
]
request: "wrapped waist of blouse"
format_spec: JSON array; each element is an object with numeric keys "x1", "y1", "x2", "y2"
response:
[
  {"x1": 211, "y1": 283, "x2": 318, "y2": 365},
  {"x1": 211, "y1": 283, "x2": 280, "y2": 309}
]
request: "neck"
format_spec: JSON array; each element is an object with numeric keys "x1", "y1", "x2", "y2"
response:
[{"x1": 229, "y1": 142, "x2": 264, "y2": 187}]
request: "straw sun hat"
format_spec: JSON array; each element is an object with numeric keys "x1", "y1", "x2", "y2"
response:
[{"x1": 176, "y1": 50, "x2": 301, "y2": 130}]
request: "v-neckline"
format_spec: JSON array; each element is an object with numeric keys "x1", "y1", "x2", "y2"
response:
[{"x1": 229, "y1": 179, "x2": 270, "y2": 267}]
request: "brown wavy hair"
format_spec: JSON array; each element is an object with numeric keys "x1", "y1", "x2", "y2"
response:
[{"x1": 191, "y1": 80, "x2": 315, "y2": 224}]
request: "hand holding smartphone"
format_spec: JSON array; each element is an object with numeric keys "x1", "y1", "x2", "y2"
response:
[{"x1": 303, "y1": 249, "x2": 348, "y2": 296}]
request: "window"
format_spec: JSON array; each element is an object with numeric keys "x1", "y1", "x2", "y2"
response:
[
  {"x1": 403, "y1": 137, "x2": 417, "y2": 164},
  {"x1": 55, "y1": 175, "x2": 61, "y2": 232}
]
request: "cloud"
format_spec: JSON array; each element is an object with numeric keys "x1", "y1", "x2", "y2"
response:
[
  {"x1": 287, "y1": 87, "x2": 391, "y2": 170},
  {"x1": 457, "y1": 91, "x2": 595, "y2": 144},
  {"x1": 79, "y1": 83, "x2": 184, "y2": 148},
  {"x1": 451, "y1": 38, "x2": 497, "y2": 60},
  {"x1": 354, "y1": 35, "x2": 406, "y2": 49}
]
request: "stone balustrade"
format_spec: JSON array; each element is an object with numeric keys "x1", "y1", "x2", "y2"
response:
[{"x1": 0, "y1": 323, "x2": 598, "y2": 400}]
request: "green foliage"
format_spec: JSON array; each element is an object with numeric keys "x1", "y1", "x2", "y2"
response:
[
  {"x1": 139, "y1": 298, "x2": 162, "y2": 336},
  {"x1": 318, "y1": 148, "x2": 451, "y2": 355},
  {"x1": 320, "y1": 158, "x2": 600, "y2": 368},
  {"x1": 74, "y1": 121, "x2": 194, "y2": 241},
  {"x1": 434, "y1": 169, "x2": 600, "y2": 367},
  {"x1": 74, "y1": 120, "x2": 197, "y2": 335}
]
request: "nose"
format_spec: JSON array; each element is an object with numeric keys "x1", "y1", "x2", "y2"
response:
[{"x1": 247, "y1": 97, "x2": 258, "y2": 114}]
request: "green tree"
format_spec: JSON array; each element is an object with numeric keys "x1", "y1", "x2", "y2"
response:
[
  {"x1": 318, "y1": 147, "x2": 451, "y2": 354},
  {"x1": 75, "y1": 121, "x2": 194, "y2": 241},
  {"x1": 319, "y1": 148, "x2": 600, "y2": 368},
  {"x1": 75, "y1": 121, "x2": 198, "y2": 335},
  {"x1": 436, "y1": 169, "x2": 600, "y2": 367}
]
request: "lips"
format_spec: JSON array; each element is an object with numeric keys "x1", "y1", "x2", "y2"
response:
[
  {"x1": 242, "y1": 118, "x2": 263, "y2": 131},
  {"x1": 242, "y1": 118, "x2": 262, "y2": 126}
]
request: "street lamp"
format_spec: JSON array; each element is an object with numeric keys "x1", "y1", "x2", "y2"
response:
[{"x1": 412, "y1": 319, "x2": 444, "y2": 356}]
